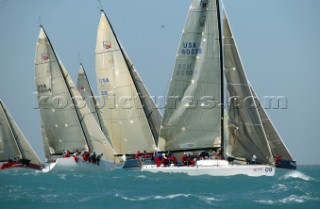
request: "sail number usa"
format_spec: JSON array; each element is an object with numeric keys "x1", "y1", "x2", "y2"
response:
[
  {"x1": 37, "y1": 84, "x2": 51, "y2": 93},
  {"x1": 181, "y1": 42, "x2": 202, "y2": 55}
]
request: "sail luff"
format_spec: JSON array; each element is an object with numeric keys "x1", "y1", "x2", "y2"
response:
[{"x1": 223, "y1": 9, "x2": 274, "y2": 164}]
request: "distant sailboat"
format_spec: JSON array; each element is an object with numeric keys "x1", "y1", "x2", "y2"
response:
[
  {"x1": 95, "y1": 10, "x2": 162, "y2": 167},
  {"x1": 142, "y1": 0, "x2": 280, "y2": 176},
  {"x1": 76, "y1": 64, "x2": 112, "y2": 145},
  {"x1": 0, "y1": 100, "x2": 42, "y2": 171},
  {"x1": 34, "y1": 26, "x2": 117, "y2": 172}
]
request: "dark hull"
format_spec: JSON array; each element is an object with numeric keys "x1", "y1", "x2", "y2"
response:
[{"x1": 276, "y1": 160, "x2": 297, "y2": 170}]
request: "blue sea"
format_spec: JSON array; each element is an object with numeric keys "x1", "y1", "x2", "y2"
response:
[{"x1": 0, "y1": 166, "x2": 319, "y2": 209}]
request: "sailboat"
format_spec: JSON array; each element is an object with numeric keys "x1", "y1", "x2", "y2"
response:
[
  {"x1": 77, "y1": 64, "x2": 112, "y2": 145},
  {"x1": 141, "y1": 0, "x2": 280, "y2": 176},
  {"x1": 0, "y1": 100, "x2": 42, "y2": 171},
  {"x1": 95, "y1": 10, "x2": 162, "y2": 168},
  {"x1": 34, "y1": 26, "x2": 118, "y2": 172}
]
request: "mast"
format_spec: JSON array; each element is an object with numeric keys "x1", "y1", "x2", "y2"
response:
[
  {"x1": 0, "y1": 101, "x2": 23, "y2": 158},
  {"x1": 216, "y1": 0, "x2": 224, "y2": 156},
  {"x1": 40, "y1": 26, "x2": 91, "y2": 152}
]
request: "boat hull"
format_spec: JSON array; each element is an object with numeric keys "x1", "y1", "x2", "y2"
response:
[
  {"x1": 0, "y1": 161, "x2": 42, "y2": 171},
  {"x1": 42, "y1": 157, "x2": 116, "y2": 173},
  {"x1": 122, "y1": 158, "x2": 153, "y2": 169},
  {"x1": 141, "y1": 160, "x2": 275, "y2": 177},
  {"x1": 276, "y1": 160, "x2": 297, "y2": 170}
]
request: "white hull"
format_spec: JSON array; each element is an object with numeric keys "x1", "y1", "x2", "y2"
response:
[
  {"x1": 42, "y1": 157, "x2": 117, "y2": 173},
  {"x1": 141, "y1": 160, "x2": 275, "y2": 177}
]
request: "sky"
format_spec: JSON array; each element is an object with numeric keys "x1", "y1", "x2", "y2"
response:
[{"x1": 0, "y1": 0, "x2": 319, "y2": 165}]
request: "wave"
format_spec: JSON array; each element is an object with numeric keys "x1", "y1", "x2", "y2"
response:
[
  {"x1": 116, "y1": 192, "x2": 222, "y2": 205},
  {"x1": 256, "y1": 195, "x2": 319, "y2": 205},
  {"x1": 116, "y1": 193, "x2": 191, "y2": 201},
  {"x1": 194, "y1": 194, "x2": 222, "y2": 205},
  {"x1": 57, "y1": 174, "x2": 67, "y2": 180},
  {"x1": 282, "y1": 170, "x2": 313, "y2": 181}
]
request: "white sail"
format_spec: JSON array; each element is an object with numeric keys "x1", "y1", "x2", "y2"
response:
[
  {"x1": 0, "y1": 100, "x2": 41, "y2": 164},
  {"x1": 121, "y1": 50, "x2": 163, "y2": 147},
  {"x1": 35, "y1": 27, "x2": 116, "y2": 163},
  {"x1": 158, "y1": 0, "x2": 222, "y2": 151},
  {"x1": 95, "y1": 11, "x2": 156, "y2": 154},
  {"x1": 76, "y1": 64, "x2": 112, "y2": 145},
  {"x1": 249, "y1": 85, "x2": 294, "y2": 161},
  {"x1": 223, "y1": 9, "x2": 274, "y2": 164},
  {"x1": 35, "y1": 27, "x2": 88, "y2": 159}
]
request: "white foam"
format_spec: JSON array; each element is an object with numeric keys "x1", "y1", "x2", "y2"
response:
[
  {"x1": 57, "y1": 174, "x2": 67, "y2": 180},
  {"x1": 271, "y1": 184, "x2": 288, "y2": 192},
  {"x1": 154, "y1": 194, "x2": 191, "y2": 199},
  {"x1": 117, "y1": 193, "x2": 191, "y2": 201},
  {"x1": 256, "y1": 195, "x2": 319, "y2": 205},
  {"x1": 195, "y1": 195, "x2": 221, "y2": 205},
  {"x1": 283, "y1": 170, "x2": 313, "y2": 181}
]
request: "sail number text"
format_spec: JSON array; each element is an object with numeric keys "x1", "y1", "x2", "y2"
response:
[{"x1": 181, "y1": 42, "x2": 202, "y2": 55}]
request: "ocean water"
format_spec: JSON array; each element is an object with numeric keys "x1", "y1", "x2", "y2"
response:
[{"x1": 0, "y1": 166, "x2": 319, "y2": 209}]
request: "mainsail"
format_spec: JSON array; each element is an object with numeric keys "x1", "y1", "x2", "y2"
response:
[
  {"x1": 96, "y1": 10, "x2": 160, "y2": 154},
  {"x1": 0, "y1": 100, "x2": 42, "y2": 164},
  {"x1": 223, "y1": 9, "x2": 274, "y2": 164},
  {"x1": 158, "y1": 0, "x2": 222, "y2": 151},
  {"x1": 35, "y1": 26, "x2": 116, "y2": 163},
  {"x1": 76, "y1": 64, "x2": 112, "y2": 144}
]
